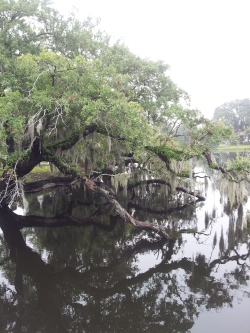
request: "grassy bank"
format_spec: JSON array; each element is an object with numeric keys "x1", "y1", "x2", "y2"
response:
[
  {"x1": 24, "y1": 165, "x2": 52, "y2": 182},
  {"x1": 217, "y1": 145, "x2": 250, "y2": 151},
  {"x1": 0, "y1": 165, "x2": 53, "y2": 182}
]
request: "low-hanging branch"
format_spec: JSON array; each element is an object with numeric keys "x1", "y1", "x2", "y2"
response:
[
  {"x1": 202, "y1": 151, "x2": 250, "y2": 183},
  {"x1": 33, "y1": 153, "x2": 169, "y2": 239}
]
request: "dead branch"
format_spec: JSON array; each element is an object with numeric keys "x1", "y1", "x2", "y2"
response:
[{"x1": 85, "y1": 178, "x2": 169, "y2": 239}]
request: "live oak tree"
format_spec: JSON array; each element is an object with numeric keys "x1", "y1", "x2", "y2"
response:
[{"x1": 0, "y1": 0, "x2": 249, "y2": 238}]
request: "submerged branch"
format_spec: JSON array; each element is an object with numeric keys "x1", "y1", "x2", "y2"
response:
[
  {"x1": 85, "y1": 178, "x2": 169, "y2": 239},
  {"x1": 4, "y1": 206, "x2": 116, "y2": 231}
]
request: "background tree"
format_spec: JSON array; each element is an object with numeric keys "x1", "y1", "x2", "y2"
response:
[{"x1": 213, "y1": 99, "x2": 250, "y2": 144}]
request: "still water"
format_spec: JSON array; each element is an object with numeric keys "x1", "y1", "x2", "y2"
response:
[{"x1": 0, "y1": 154, "x2": 250, "y2": 333}]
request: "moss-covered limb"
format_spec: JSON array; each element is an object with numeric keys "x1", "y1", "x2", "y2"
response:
[
  {"x1": 146, "y1": 145, "x2": 183, "y2": 164},
  {"x1": 203, "y1": 151, "x2": 250, "y2": 184},
  {"x1": 203, "y1": 152, "x2": 225, "y2": 172},
  {"x1": 45, "y1": 123, "x2": 128, "y2": 155},
  {"x1": 11, "y1": 138, "x2": 43, "y2": 177},
  {"x1": 202, "y1": 151, "x2": 237, "y2": 182},
  {"x1": 145, "y1": 145, "x2": 200, "y2": 174},
  {"x1": 84, "y1": 177, "x2": 169, "y2": 239},
  {"x1": 146, "y1": 145, "x2": 200, "y2": 161},
  {"x1": 45, "y1": 125, "x2": 97, "y2": 152},
  {"x1": 42, "y1": 152, "x2": 84, "y2": 180}
]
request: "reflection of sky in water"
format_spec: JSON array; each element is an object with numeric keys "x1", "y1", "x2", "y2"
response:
[
  {"x1": 13, "y1": 206, "x2": 26, "y2": 215},
  {"x1": 136, "y1": 252, "x2": 163, "y2": 274},
  {"x1": 192, "y1": 297, "x2": 250, "y2": 333}
]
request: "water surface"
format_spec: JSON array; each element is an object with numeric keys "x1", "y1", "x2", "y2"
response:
[{"x1": 0, "y1": 155, "x2": 249, "y2": 333}]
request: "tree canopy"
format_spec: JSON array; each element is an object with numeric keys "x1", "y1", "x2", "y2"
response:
[{"x1": 0, "y1": 0, "x2": 249, "y2": 237}]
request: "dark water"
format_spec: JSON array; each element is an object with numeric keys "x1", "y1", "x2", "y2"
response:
[{"x1": 0, "y1": 158, "x2": 250, "y2": 332}]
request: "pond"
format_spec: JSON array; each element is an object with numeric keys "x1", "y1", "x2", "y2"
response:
[{"x1": 0, "y1": 153, "x2": 250, "y2": 333}]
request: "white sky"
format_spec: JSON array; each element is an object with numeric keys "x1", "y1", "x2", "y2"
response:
[{"x1": 53, "y1": 0, "x2": 250, "y2": 118}]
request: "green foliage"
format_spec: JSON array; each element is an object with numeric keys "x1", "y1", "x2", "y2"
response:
[
  {"x1": 209, "y1": 163, "x2": 216, "y2": 169},
  {"x1": 30, "y1": 165, "x2": 50, "y2": 174},
  {"x1": 0, "y1": 50, "x2": 151, "y2": 152},
  {"x1": 226, "y1": 155, "x2": 250, "y2": 174},
  {"x1": 25, "y1": 176, "x2": 32, "y2": 183},
  {"x1": 147, "y1": 145, "x2": 189, "y2": 162}
]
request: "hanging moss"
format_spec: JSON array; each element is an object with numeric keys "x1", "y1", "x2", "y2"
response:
[
  {"x1": 107, "y1": 136, "x2": 111, "y2": 153},
  {"x1": 111, "y1": 173, "x2": 131, "y2": 195},
  {"x1": 19, "y1": 180, "x2": 29, "y2": 211},
  {"x1": 189, "y1": 158, "x2": 193, "y2": 191},
  {"x1": 36, "y1": 118, "x2": 43, "y2": 136},
  {"x1": 28, "y1": 116, "x2": 35, "y2": 142},
  {"x1": 170, "y1": 172, "x2": 177, "y2": 192},
  {"x1": 217, "y1": 174, "x2": 248, "y2": 207}
]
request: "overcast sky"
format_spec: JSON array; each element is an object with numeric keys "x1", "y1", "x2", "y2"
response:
[{"x1": 53, "y1": 0, "x2": 250, "y2": 118}]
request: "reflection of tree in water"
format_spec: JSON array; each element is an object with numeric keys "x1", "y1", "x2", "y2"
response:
[{"x1": 0, "y1": 200, "x2": 250, "y2": 333}]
